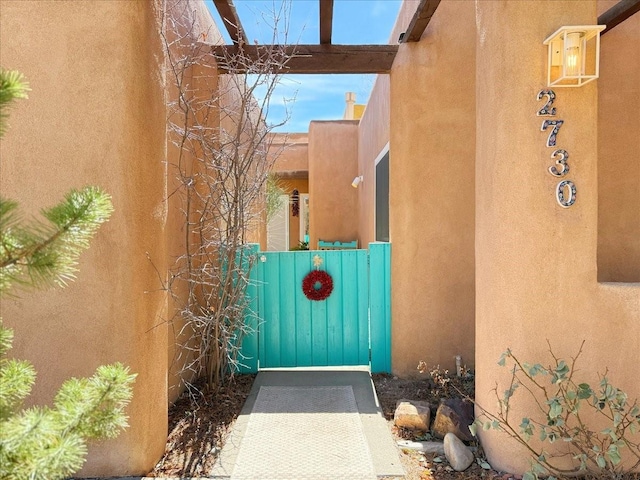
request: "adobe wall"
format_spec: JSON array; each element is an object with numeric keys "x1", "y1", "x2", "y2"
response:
[
  {"x1": 357, "y1": 75, "x2": 390, "y2": 247},
  {"x1": 475, "y1": 0, "x2": 640, "y2": 473},
  {"x1": 388, "y1": 0, "x2": 476, "y2": 376},
  {"x1": 0, "y1": 0, "x2": 168, "y2": 476},
  {"x1": 308, "y1": 120, "x2": 359, "y2": 249},
  {"x1": 270, "y1": 133, "x2": 310, "y2": 174},
  {"x1": 164, "y1": 0, "x2": 225, "y2": 403},
  {"x1": 268, "y1": 134, "x2": 310, "y2": 249},
  {"x1": 597, "y1": 1, "x2": 640, "y2": 282},
  {"x1": 279, "y1": 178, "x2": 310, "y2": 249}
]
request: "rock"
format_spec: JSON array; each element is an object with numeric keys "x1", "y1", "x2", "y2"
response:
[
  {"x1": 396, "y1": 440, "x2": 445, "y2": 455},
  {"x1": 443, "y1": 432, "x2": 474, "y2": 471},
  {"x1": 432, "y1": 397, "x2": 475, "y2": 441},
  {"x1": 394, "y1": 399, "x2": 431, "y2": 431}
]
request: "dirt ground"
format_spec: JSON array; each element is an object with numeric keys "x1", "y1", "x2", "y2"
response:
[
  {"x1": 148, "y1": 370, "x2": 506, "y2": 480},
  {"x1": 372, "y1": 372, "x2": 504, "y2": 480}
]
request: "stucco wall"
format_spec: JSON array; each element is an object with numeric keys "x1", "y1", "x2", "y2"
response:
[
  {"x1": 270, "y1": 133, "x2": 310, "y2": 174},
  {"x1": 0, "y1": 0, "x2": 168, "y2": 476},
  {"x1": 597, "y1": 2, "x2": 640, "y2": 282},
  {"x1": 279, "y1": 178, "x2": 310, "y2": 249},
  {"x1": 357, "y1": 75, "x2": 390, "y2": 247},
  {"x1": 308, "y1": 120, "x2": 359, "y2": 249},
  {"x1": 475, "y1": 0, "x2": 640, "y2": 473},
  {"x1": 389, "y1": 0, "x2": 476, "y2": 376},
  {"x1": 164, "y1": 0, "x2": 225, "y2": 403}
]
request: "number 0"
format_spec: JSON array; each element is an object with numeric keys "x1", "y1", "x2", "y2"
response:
[{"x1": 556, "y1": 180, "x2": 576, "y2": 208}]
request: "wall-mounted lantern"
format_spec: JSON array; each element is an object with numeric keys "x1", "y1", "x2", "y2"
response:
[
  {"x1": 351, "y1": 175, "x2": 363, "y2": 188},
  {"x1": 543, "y1": 25, "x2": 605, "y2": 87}
]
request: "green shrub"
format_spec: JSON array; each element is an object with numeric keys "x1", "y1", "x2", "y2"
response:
[{"x1": 471, "y1": 342, "x2": 640, "y2": 480}]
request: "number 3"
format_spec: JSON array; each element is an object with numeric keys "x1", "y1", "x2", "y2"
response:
[{"x1": 549, "y1": 149, "x2": 569, "y2": 177}]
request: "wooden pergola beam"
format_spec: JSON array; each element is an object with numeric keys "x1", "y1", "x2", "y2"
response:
[
  {"x1": 599, "y1": 0, "x2": 640, "y2": 35},
  {"x1": 400, "y1": 0, "x2": 441, "y2": 43},
  {"x1": 320, "y1": 0, "x2": 334, "y2": 45},
  {"x1": 210, "y1": 44, "x2": 398, "y2": 74},
  {"x1": 212, "y1": 0, "x2": 248, "y2": 45}
]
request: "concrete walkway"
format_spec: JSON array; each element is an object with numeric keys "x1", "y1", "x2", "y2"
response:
[{"x1": 211, "y1": 369, "x2": 405, "y2": 480}]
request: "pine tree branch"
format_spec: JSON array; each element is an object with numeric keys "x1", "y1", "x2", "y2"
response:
[{"x1": 0, "y1": 187, "x2": 113, "y2": 292}]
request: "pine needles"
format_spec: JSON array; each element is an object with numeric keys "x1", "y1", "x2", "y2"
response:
[
  {"x1": 0, "y1": 68, "x2": 136, "y2": 479},
  {"x1": 0, "y1": 187, "x2": 114, "y2": 292}
]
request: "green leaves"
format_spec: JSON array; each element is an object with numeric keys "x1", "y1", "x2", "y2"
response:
[
  {"x1": 577, "y1": 383, "x2": 592, "y2": 400},
  {"x1": 520, "y1": 417, "x2": 535, "y2": 441},
  {"x1": 551, "y1": 360, "x2": 570, "y2": 384},
  {"x1": 0, "y1": 354, "x2": 136, "y2": 480},
  {"x1": 546, "y1": 397, "x2": 563, "y2": 420},
  {"x1": 0, "y1": 69, "x2": 30, "y2": 138},
  {"x1": 497, "y1": 349, "x2": 511, "y2": 367},
  {"x1": 607, "y1": 444, "x2": 622, "y2": 465},
  {"x1": 480, "y1": 343, "x2": 640, "y2": 479},
  {"x1": 503, "y1": 382, "x2": 519, "y2": 403},
  {"x1": 0, "y1": 187, "x2": 114, "y2": 293}
]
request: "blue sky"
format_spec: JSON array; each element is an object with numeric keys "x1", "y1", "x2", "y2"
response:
[{"x1": 206, "y1": 0, "x2": 402, "y2": 132}]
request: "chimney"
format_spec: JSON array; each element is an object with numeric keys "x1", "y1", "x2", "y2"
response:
[{"x1": 344, "y1": 92, "x2": 356, "y2": 120}]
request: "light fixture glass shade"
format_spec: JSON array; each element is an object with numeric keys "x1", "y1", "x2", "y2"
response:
[
  {"x1": 564, "y1": 32, "x2": 582, "y2": 76},
  {"x1": 543, "y1": 25, "x2": 605, "y2": 87}
]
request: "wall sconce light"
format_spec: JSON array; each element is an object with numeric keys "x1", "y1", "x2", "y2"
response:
[
  {"x1": 543, "y1": 25, "x2": 605, "y2": 87},
  {"x1": 351, "y1": 175, "x2": 363, "y2": 188}
]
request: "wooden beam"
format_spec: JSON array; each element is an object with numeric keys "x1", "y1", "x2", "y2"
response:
[
  {"x1": 273, "y1": 170, "x2": 309, "y2": 180},
  {"x1": 210, "y1": 44, "x2": 398, "y2": 74},
  {"x1": 212, "y1": 0, "x2": 248, "y2": 45},
  {"x1": 400, "y1": 0, "x2": 441, "y2": 43},
  {"x1": 320, "y1": 0, "x2": 334, "y2": 45},
  {"x1": 599, "y1": 0, "x2": 640, "y2": 35}
]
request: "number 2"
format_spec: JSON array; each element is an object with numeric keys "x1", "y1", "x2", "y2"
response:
[
  {"x1": 541, "y1": 119, "x2": 564, "y2": 147},
  {"x1": 537, "y1": 90, "x2": 556, "y2": 116}
]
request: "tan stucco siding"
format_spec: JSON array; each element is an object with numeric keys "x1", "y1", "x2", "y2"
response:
[
  {"x1": 270, "y1": 133, "x2": 310, "y2": 174},
  {"x1": 475, "y1": 0, "x2": 640, "y2": 473},
  {"x1": 389, "y1": 0, "x2": 476, "y2": 376},
  {"x1": 597, "y1": 1, "x2": 640, "y2": 282},
  {"x1": 164, "y1": 0, "x2": 225, "y2": 403},
  {"x1": 0, "y1": 0, "x2": 168, "y2": 476},
  {"x1": 358, "y1": 75, "x2": 391, "y2": 247},
  {"x1": 308, "y1": 121, "x2": 359, "y2": 249},
  {"x1": 279, "y1": 178, "x2": 310, "y2": 249},
  {"x1": 272, "y1": 143, "x2": 310, "y2": 173}
]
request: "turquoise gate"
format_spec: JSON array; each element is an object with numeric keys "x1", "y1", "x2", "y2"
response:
[{"x1": 238, "y1": 242, "x2": 391, "y2": 373}]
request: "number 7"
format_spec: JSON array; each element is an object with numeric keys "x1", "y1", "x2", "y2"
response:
[{"x1": 541, "y1": 119, "x2": 564, "y2": 147}]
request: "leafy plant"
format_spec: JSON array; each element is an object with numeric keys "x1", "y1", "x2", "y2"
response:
[
  {"x1": 471, "y1": 342, "x2": 640, "y2": 480},
  {"x1": 0, "y1": 68, "x2": 136, "y2": 479},
  {"x1": 266, "y1": 173, "x2": 287, "y2": 223},
  {"x1": 290, "y1": 240, "x2": 309, "y2": 251}
]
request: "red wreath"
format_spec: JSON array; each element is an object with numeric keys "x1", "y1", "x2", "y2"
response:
[{"x1": 302, "y1": 270, "x2": 333, "y2": 301}]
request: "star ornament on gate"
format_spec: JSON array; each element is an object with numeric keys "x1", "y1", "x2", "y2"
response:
[{"x1": 313, "y1": 255, "x2": 323, "y2": 269}]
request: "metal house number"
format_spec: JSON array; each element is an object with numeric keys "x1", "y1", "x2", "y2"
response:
[{"x1": 537, "y1": 89, "x2": 576, "y2": 208}]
